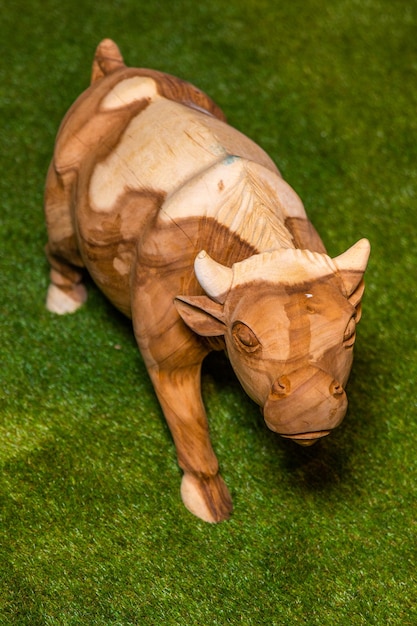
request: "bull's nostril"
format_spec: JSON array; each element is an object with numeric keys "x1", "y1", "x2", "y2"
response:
[
  {"x1": 271, "y1": 375, "x2": 290, "y2": 398},
  {"x1": 330, "y1": 381, "x2": 344, "y2": 396}
]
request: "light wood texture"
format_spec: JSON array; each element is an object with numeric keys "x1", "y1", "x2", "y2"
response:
[{"x1": 45, "y1": 39, "x2": 370, "y2": 522}]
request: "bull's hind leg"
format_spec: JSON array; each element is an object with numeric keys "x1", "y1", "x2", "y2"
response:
[{"x1": 44, "y1": 162, "x2": 87, "y2": 314}]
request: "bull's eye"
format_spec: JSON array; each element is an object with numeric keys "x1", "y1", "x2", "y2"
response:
[
  {"x1": 343, "y1": 316, "x2": 356, "y2": 348},
  {"x1": 232, "y1": 321, "x2": 260, "y2": 352}
]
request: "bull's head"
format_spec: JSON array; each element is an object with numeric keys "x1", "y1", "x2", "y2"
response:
[{"x1": 175, "y1": 239, "x2": 370, "y2": 446}]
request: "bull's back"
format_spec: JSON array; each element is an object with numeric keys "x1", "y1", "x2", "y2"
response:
[{"x1": 59, "y1": 71, "x2": 279, "y2": 315}]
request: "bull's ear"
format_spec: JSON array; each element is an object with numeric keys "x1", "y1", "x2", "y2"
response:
[
  {"x1": 349, "y1": 279, "x2": 366, "y2": 323},
  {"x1": 349, "y1": 279, "x2": 365, "y2": 308},
  {"x1": 174, "y1": 295, "x2": 226, "y2": 337}
]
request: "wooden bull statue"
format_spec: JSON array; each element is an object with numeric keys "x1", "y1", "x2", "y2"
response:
[{"x1": 45, "y1": 39, "x2": 370, "y2": 522}]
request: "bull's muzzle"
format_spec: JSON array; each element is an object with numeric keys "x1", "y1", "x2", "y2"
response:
[{"x1": 263, "y1": 365, "x2": 348, "y2": 446}]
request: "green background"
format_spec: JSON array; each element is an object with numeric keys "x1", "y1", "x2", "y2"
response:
[{"x1": 1, "y1": 0, "x2": 416, "y2": 623}]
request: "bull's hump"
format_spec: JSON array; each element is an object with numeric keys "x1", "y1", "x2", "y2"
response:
[{"x1": 159, "y1": 157, "x2": 304, "y2": 252}]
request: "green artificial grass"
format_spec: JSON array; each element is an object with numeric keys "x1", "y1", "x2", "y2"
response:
[{"x1": 1, "y1": 0, "x2": 417, "y2": 623}]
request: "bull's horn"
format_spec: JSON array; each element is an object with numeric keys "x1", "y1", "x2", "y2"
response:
[
  {"x1": 333, "y1": 238, "x2": 371, "y2": 296},
  {"x1": 194, "y1": 251, "x2": 233, "y2": 303}
]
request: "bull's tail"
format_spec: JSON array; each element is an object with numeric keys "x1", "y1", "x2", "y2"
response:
[{"x1": 91, "y1": 38, "x2": 125, "y2": 83}]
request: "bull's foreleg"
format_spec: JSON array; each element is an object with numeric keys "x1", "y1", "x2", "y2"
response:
[
  {"x1": 148, "y1": 364, "x2": 233, "y2": 523},
  {"x1": 44, "y1": 162, "x2": 87, "y2": 315}
]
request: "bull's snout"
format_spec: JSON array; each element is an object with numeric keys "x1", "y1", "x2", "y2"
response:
[{"x1": 263, "y1": 365, "x2": 348, "y2": 445}]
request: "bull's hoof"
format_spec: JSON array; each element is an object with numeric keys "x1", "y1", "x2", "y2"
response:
[
  {"x1": 180, "y1": 472, "x2": 233, "y2": 523},
  {"x1": 46, "y1": 283, "x2": 87, "y2": 315}
]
